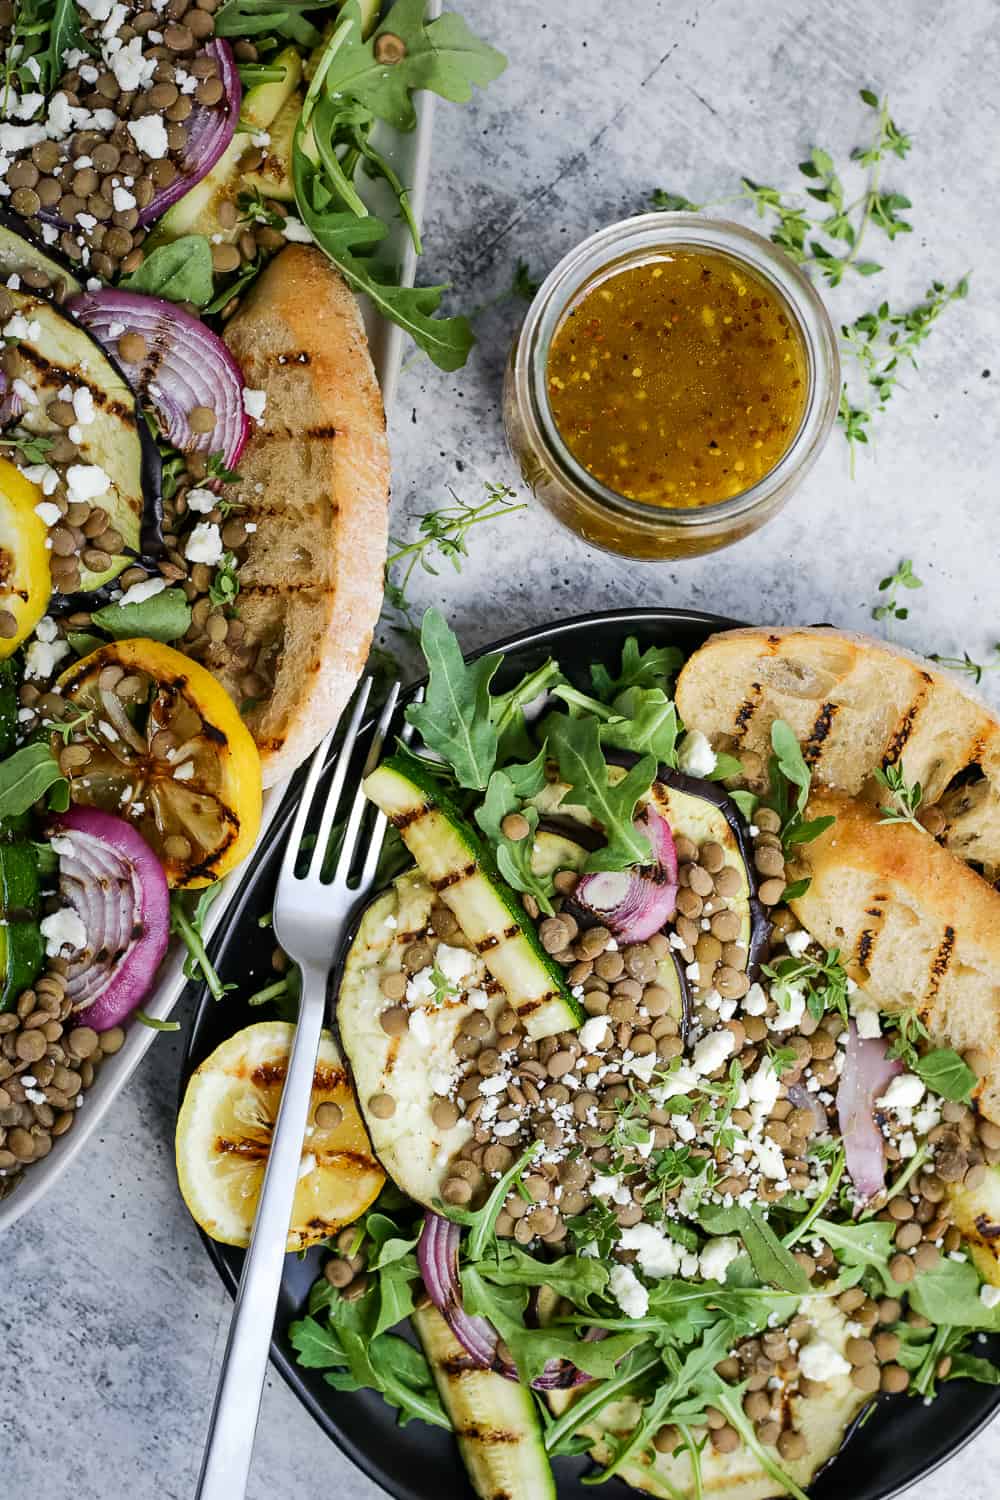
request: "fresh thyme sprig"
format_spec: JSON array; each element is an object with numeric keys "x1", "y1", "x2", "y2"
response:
[
  {"x1": 208, "y1": 552, "x2": 240, "y2": 608},
  {"x1": 650, "y1": 89, "x2": 968, "y2": 466},
  {"x1": 384, "y1": 481, "x2": 526, "y2": 638},
  {"x1": 0, "y1": 431, "x2": 56, "y2": 465},
  {"x1": 874, "y1": 762, "x2": 924, "y2": 831},
  {"x1": 872, "y1": 558, "x2": 922, "y2": 622},
  {"x1": 929, "y1": 646, "x2": 1000, "y2": 685}
]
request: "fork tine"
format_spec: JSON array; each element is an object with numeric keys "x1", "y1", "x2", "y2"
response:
[
  {"x1": 306, "y1": 676, "x2": 374, "y2": 881},
  {"x1": 356, "y1": 681, "x2": 403, "y2": 889},
  {"x1": 332, "y1": 679, "x2": 401, "y2": 890},
  {"x1": 278, "y1": 722, "x2": 338, "y2": 890}
]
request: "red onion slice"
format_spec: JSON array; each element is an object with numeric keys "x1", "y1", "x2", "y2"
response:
[
  {"x1": 837, "y1": 1021, "x2": 903, "y2": 1201},
  {"x1": 139, "y1": 41, "x2": 241, "y2": 224},
  {"x1": 637, "y1": 804, "x2": 678, "y2": 884},
  {"x1": 48, "y1": 808, "x2": 170, "y2": 1031},
  {"x1": 68, "y1": 289, "x2": 249, "y2": 467},
  {"x1": 0, "y1": 369, "x2": 24, "y2": 427},
  {"x1": 417, "y1": 1212, "x2": 590, "y2": 1389},
  {"x1": 574, "y1": 805, "x2": 678, "y2": 943}
]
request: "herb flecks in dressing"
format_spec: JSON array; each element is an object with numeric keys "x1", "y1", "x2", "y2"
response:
[{"x1": 546, "y1": 248, "x2": 808, "y2": 509}]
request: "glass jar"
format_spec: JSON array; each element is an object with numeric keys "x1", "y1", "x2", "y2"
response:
[{"x1": 503, "y1": 213, "x2": 839, "y2": 560}]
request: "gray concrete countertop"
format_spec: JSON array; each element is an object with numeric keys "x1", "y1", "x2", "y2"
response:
[{"x1": 3, "y1": 2, "x2": 998, "y2": 1497}]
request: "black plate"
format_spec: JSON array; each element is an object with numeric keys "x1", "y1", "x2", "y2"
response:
[{"x1": 179, "y1": 607, "x2": 1000, "y2": 1500}]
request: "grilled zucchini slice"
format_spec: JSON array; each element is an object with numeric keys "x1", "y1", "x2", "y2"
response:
[
  {"x1": 10, "y1": 291, "x2": 160, "y2": 590},
  {"x1": 364, "y1": 756, "x2": 583, "y2": 1039},
  {"x1": 413, "y1": 1304, "x2": 556, "y2": 1500},
  {"x1": 0, "y1": 211, "x2": 83, "y2": 293}
]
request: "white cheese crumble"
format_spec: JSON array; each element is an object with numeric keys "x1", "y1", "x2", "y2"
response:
[
  {"x1": 66, "y1": 463, "x2": 111, "y2": 503},
  {"x1": 980, "y1": 1284, "x2": 1000, "y2": 1310},
  {"x1": 769, "y1": 986, "x2": 806, "y2": 1032},
  {"x1": 876, "y1": 1073, "x2": 926, "y2": 1111},
  {"x1": 743, "y1": 982, "x2": 767, "y2": 1016},
  {"x1": 618, "y1": 1222, "x2": 682, "y2": 1278},
  {"x1": 282, "y1": 217, "x2": 313, "y2": 243},
  {"x1": 609, "y1": 1263, "x2": 649, "y2": 1319},
  {"x1": 24, "y1": 635, "x2": 70, "y2": 679},
  {"x1": 406, "y1": 967, "x2": 436, "y2": 1004},
  {"x1": 798, "y1": 1338, "x2": 851, "y2": 1381},
  {"x1": 242, "y1": 387, "x2": 267, "y2": 421},
  {"x1": 676, "y1": 729, "x2": 717, "y2": 778},
  {"x1": 435, "y1": 943, "x2": 477, "y2": 986},
  {"x1": 185, "y1": 486, "x2": 217, "y2": 513},
  {"x1": 184, "y1": 521, "x2": 224, "y2": 565},
  {"x1": 40, "y1": 907, "x2": 87, "y2": 957},
  {"x1": 692, "y1": 1028, "x2": 735, "y2": 1076},
  {"x1": 699, "y1": 1236, "x2": 741, "y2": 1282},
  {"x1": 127, "y1": 115, "x2": 168, "y2": 158},
  {"x1": 34, "y1": 501, "x2": 62, "y2": 526},
  {"x1": 578, "y1": 1014, "x2": 610, "y2": 1051},
  {"x1": 117, "y1": 575, "x2": 167, "y2": 607},
  {"x1": 784, "y1": 928, "x2": 811, "y2": 957}
]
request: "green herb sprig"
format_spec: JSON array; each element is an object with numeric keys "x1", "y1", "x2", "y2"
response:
[
  {"x1": 872, "y1": 558, "x2": 923, "y2": 623},
  {"x1": 874, "y1": 762, "x2": 924, "y2": 830}
]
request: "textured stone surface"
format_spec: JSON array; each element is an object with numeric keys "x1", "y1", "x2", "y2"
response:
[{"x1": 3, "y1": 2, "x2": 998, "y2": 1498}]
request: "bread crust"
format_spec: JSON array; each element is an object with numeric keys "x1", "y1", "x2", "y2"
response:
[
  {"x1": 791, "y1": 790, "x2": 1000, "y2": 1121},
  {"x1": 675, "y1": 625, "x2": 1000, "y2": 878},
  {"x1": 211, "y1": 245, "x2": 390, "y2": 786}
]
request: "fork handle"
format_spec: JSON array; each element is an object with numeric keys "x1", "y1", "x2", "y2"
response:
[{"x1": 196, "y1": 964, "x2": 328, "y2": 1500}]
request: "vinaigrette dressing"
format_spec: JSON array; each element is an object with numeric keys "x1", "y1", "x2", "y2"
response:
[{"x1": 545, "y1": 248, "x2": 809, "y2": 509}]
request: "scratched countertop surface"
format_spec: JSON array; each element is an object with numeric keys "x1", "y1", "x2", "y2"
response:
[{"x1": 3, "y1": 1, "x2": 999, "y2": 1498}]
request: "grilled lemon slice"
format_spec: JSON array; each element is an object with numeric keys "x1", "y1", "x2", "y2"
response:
[
  {"x1": 56, "y1": 637, "x2": 261, "y2": 887},
  {"x1": 175, "y1": 1021, "x2": 384, "y2": 1250},
  {"x1": 0, "y1": 459, "x2": 51, "y2": 656}
]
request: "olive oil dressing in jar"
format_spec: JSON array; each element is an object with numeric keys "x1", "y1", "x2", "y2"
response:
[{"x1": 504, "y1": 215, "x2": 839, "y2": 559}]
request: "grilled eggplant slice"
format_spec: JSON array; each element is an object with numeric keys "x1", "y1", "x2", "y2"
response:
[
  {"x1": 0, "y1": 211, "x2": 83, "y2": 294},
  {"x1": 364, "y1": 756, "x2": 583, "y2": 1038},
  {"x1": 413, "y1": 1304, "x2": 556, "y2": 1500},
  {"x1": 7, "y1": 290, "x2": 161, "y2": 590}
]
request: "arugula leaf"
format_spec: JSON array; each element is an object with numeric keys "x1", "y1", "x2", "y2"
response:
[
  {"x1": 478, "y1": 1244, "x2": 609, "y2": 1305},
  {"x1": 812, "y1": 1216, "x2": 897, "y2": 1290},
  {"x1": 213, "y1": 0, "x2": 340, "y2": 45},
  {"x1": 908, "y1": 1259, "x2": 1000, "y2": 1330},
  {"x1": 445, "y1": 1142, "x2": 541, "y2": 1261},
  {"x1": 321, "y1": 0, "x2": 507, "y2": 133},
  {"x1": 0, "y1": 742, "x2": 68, "y2": 819},
  {"x1": 405, "y1": 608, "x2": 501, "y2": 789},
  {"x1": 697, "y1": 1204, "x2": 810, "y2": 1293},
  {"x1": 602, "y1": 687, "x2": 679, "y2": 763},
  {"x1": 490, "y1": 658, "x2": 563, "y2": 763},
  {"x1": 913, "y1": 1047, "x2": 976, "y2": 1102},
  {"x1": 48, "y1": 0, "x2": 89, "y2": 89},
  {"x1": 289, "y1": 1314, "x2": 344, "y2": 1367},
  {"x1": 547, "y1": 712, "x2": 655, "y2": 871},
  {"x1": 770, "y1": 720, "x2": 811, "y2": 817},
  {"x1": 591, "y1": 638, "x2": 684, "y2": 700},
  {"x1": 475, "y1": 769, "x2": 554, "y2": 915},
  {"x1": 91, "y1": 588, "x2": 192, "y2": 644},
  {"x1": 120, "y1": 237, "x2": 215, "y2": 306},
  {"x1": 291, "y1": 1311, "x2": 450, "y2": 1428},
  {"x1": 946, "y1": 1351, "x2": 1000, "y2": 1386}
]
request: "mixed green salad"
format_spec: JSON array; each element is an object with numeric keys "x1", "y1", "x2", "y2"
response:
[{"x1": 283, "y1": 610, "x2": 1000, "y2": 1500}]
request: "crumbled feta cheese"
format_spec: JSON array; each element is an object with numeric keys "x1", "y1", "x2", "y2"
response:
[
  {"x1": 609, "y1": 1262, "x2": 649, "y2": 1319},
  {"x1": 40, "y1": 907, "x2": 87, "y2": 956},
  {"x1": 282, "y1": 216, "x2": 313, "y2": 243},
  {"x1": 623, "y1": 1050, "x2": 658, "y2": 1083},
  {"x1": 12, "y1": 377, "x2": 36, "y2": 406},
  {"x1": 798, "y1": 1339, "x2": 851, "y2": 1381},
  {"x1": 407, "y1": 1009, "x2": 430, "y2": 1044},
  {"x1": 70, "y1": 387, "x2": 96, "y2": 427},
  {"x1": 876, "y1": 1073, "x2": 926, "y2": 1112},
  {"x1": 66, "y1": 463, "x2": 111, "y2": 503},
  {"x1": 619, "y1": 1222, "x2": 682, "y2": 1278},
  {"x1": 127, "y1": 114, "x2": 169, "y2": 158},
  {"x1": 466, "y1": 988, "x2": 489, "y2": 1010},
  {"x1": 784, "y1": 929, "x2": 811, "y2": 958},
  {"x1": 699, "y1": 1236, "x2": 741, "y2": 1283},
  {"x1": 980, "y1": 1284, "x2": 1000, "y2": 1310},
  {"x1": 34, "y1": 501, "x2": 62, "y2": 527},
  {"x1": 478, "y1": 1074, "x2": 509, "y2": 1097},
  {"x1": 406, "y1": 967, "x2": 436, "y2": 1004},
  {"x1": 692, "y1": 1028, "x2": 735, "y2": 1076},
  {"x1": 435, "y1": 943, "x2": 477, "y2": 987},
  {"x1": 493, "y1": 1118, "x2": 519, "y2": 1138},
  {"x1": 117, "y1": 575, "x2": 166, "y2": 607},
  {"x1": 185, "y1": 486, "x2": 217, "y2": 513},
  {"x1": 753, "y1": 1136, "x2": 787, "y2": 1180},
  {"x1": 108, "y1": 35, "x2": 156, "y2": 92},
  {"x1": 24, "y1": 636, "x2": 70, "y2": 679},
  {"x1": 112, "y1": 185, "x2": 137, "y2": 212},
  {"x1": 769, "y1": 986, "x2": 806, "y2": 1032},
  {"x1": 242, "y1": 387, "x2": 267, "y2": 421},
  {"x1": 173, "y1": 760, "x2": 195, "y2": 781},
  {"x1": 747, "y1": 1057, "x2": 781, "y2": 1113},
  {"x1": 743, "y1": 982, "x2": 767, "y2": 1016},
  {"x1": 676, "y1": 729, "x2": 717, "y2": 778},
  {"x1": 579, "y1": 1014, "x2": 610, "y2": 1051},
  {"x1": 897, "y1": 1130, "x2": 917, "y2": 1159},
  {"x1": 184, "y1": 521, "x2": 224, "y2": 565}
]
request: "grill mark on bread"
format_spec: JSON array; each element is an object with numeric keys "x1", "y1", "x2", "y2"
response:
[
  {"x1": 732, "y1": 683, "x2": 762, "y2": 742},
  {"x1": 238, "y1": 423, "x2": 338, "y2": 444},
  {"x1": 803, "y1": 702, "x2": 838, "y2": 765},
  {"x1": 882, "y1": 685, "x2": 930, "y2": 766},
  {"x1": 926, "y1": 925, "x2": 956, "y2": 998},
  {"x1": 856, "y1": 928, "x2": 876, "y2": 967}
]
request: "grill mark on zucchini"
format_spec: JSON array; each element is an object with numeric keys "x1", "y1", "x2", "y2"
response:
[
  {"x1": 430, "y1": 863, "x2": 478, "y2": 892},
  {"x1": 803, "y1": 701, "x2": 838, "y2": 765},
  {"x1": 474, "y1": 924, "x2": 520, "y2": 953},
  {"x1": 14, "y1": 340, "x2": 136, "y2": 424},
  {"x1": 387, "y1": 803, "x2": 432, "y2": 831},
  {"x1": 455, "y1": 1424, "x2": 522, "y2": 1444}
]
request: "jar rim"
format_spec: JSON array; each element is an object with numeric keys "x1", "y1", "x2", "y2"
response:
[{"x1": 516, "y1": 212, "x2": 840, "y2": 530}]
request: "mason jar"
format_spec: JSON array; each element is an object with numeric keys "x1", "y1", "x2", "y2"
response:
[{"x1": 503, "y1": 213, "x2": 839, "y2": 560}]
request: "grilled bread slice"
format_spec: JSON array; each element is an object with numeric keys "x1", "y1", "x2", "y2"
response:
[
  {"x1": 789, "y1": 790, "x2": 1000, "y2": 1122},
  {"x1": 675, "y1": 626, "x2": 1000, "y2": 879},
  {"x1": 206, "y1": 244, "x2": 389, "y2": 786}
]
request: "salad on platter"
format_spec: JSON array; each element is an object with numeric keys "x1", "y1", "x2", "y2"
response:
[
  {"x1": 179, "y1": 610, "x2": 1000, "y2": 1500},
  {"x1": 0, "y1": 0, "x2": 504, "y2": 1201}
]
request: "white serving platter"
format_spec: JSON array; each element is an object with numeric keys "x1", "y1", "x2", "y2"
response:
[{"x1": 0, "y1": 12, "x2": 439, "y2": 1230}]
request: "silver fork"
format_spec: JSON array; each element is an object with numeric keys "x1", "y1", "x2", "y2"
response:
[{"x1": 196, "y1": 674, "x2": 401, "y2": 1500}]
